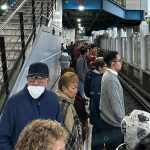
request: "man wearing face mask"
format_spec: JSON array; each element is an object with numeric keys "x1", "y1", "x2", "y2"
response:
[{"x1": 0, "y1": 62, "x2": 62, "y2": 150}]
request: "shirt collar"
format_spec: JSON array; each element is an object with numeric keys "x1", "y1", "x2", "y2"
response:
[
  {"x1": 92, "y1": 69, "x2": 100, "y2": 74},
  {"x1": 107, "y1": 68, "x2": 118, "y2": 76}
]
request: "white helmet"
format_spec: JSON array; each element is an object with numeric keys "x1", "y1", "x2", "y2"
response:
[{"x1": 121, "y1": 110, "x2": 150, "y2": 149}]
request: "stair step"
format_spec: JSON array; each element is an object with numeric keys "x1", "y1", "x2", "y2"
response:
[
  {"x1": 0, "y1": 30, "x2": 31, "y2": 36},
  {"x1": 0, "y1": 49, "x2": 21, "y2": 54},
  {"x1": 5, "y1": 42, "x2": 21, "y2": 48},
  {"x1": 0, "y1": 57, "x2": 17, "y2": 62},
  {"x1": 0, "y1": 61, "x2": 16, "y2": 72},
  {"x1": 3, "y1": 38, "x2": 28, "y2": 46},
  {"x1": 6, "y1": 47, "x2": 21, "y2": 51},
  {"x1": 0, "y1": 24, "x2": 33, "y2": 29}
]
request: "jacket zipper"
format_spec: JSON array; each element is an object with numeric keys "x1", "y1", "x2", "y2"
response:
[{"x1": 37, "y1": 101, "x2": 41, "y2": 117}]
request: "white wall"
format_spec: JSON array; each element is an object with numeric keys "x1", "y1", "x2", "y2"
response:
[
  {"x1": 126, "y1": 0, "x2": 147, "y2": 10},
  {"x1": 62, "y1": 29, "x2": 75, "y2": 47},
  {"x1": 140, "y1": 21, "x2": 149, "y2": 34},
  {"x1": 148, "y1": 0, "x2": 150, "y2": 15}
]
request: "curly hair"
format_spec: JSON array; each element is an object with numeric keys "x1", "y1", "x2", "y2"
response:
[{"x1": 15, "y1": 119, "x2": 67, "y2": 150}]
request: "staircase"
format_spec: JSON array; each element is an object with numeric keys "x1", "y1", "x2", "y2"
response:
[{"x1": 0, "y1": 0, "x2": 55, "y2": 97}]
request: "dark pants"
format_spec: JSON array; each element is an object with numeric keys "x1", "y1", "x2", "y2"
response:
[{"x1": 91, "y1": 121, "x2": 124, "y2": 150}]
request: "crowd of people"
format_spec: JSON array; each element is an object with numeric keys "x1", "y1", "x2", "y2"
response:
[{"x1": 0, "y1": 41, "x2": 150, "y2": 150}]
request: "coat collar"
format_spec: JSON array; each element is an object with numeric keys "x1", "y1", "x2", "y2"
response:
[
  {"x1": 56, "y1": 90, "x2": 74, "y2": 104},
  {"x1": 107, "y1": 68, "x2": 118, "y2": 76}
]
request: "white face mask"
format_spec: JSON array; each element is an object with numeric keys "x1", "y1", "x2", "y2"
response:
[{"x1": 27, "y1": 85, "x2": 45, "y2": 99}]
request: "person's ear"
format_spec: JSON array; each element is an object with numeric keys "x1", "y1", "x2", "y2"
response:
[
  {"x1": 111, "y1": 61, "x2": 115, "y2": 67},
  {"x1": 62, "y1": 86, "x2": 66, "y2": 92}
]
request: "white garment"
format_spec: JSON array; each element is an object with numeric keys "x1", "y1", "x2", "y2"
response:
[
  {"x1": 121, "y1": 110, "x2": 150, "y2": 149},
  {"x1": 60, "y1": 52, "x2": 71, "y2": 70},
  {"x1": 107, "y1": 68, "x2": 118, "y2": 76}
]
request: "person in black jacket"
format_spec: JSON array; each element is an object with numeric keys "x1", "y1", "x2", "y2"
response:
[
  {"x1": 0, "y1": 62, "x2": 62, "y2": 150},
  {"x1": 84, "y1": 57, "x2": 107, "y2": 150}
]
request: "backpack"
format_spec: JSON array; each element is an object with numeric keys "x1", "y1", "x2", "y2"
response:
[{"x1": 61, "y1": 100, "x2": 83, "y2": 150}]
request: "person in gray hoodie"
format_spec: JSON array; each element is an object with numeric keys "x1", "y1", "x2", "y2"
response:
[
  {"x1": 76, "y1": 47, "x2": 88, "y2": 97},
  {"x1": 99, "y1": 51, "x2": 125, "y2": 150},
  {"x1": 59, "y1": 51, "x2": 71, "y2": 71}
]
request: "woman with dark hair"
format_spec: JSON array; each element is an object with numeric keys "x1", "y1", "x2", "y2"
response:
[{"x1": 15, "y1": 119, "x2": 67, "y2": 150}]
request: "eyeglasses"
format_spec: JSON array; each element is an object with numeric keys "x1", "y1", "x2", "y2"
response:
[
  {"x1": 112, "y1": 59, "x2": 122, "y2": 62},
  {"x1": 28, "y1": 76, "x2": 48, "y2": 86}
]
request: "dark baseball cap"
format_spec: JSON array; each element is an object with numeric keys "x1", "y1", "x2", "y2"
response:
[{"x1": 27, "y1": 62, "x2": 49, "y2": 78}]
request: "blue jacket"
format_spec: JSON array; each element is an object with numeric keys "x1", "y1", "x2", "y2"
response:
[
  {"x1": 84, "y1": 70, "x2": 102, "y2": 126},
  {"x1": 0, "y1": 86, "x2": 62, "y2": 150}
]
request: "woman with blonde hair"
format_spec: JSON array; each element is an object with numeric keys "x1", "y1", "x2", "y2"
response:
[
  {"x1": 15, "y1": 119, "x2": 67, "y2": 150},
  {"x1": 57, "y1": 72, "x2": 83, "y2": 150}
]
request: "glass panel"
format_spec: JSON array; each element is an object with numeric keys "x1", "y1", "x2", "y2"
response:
[{"x1": 112, "y1": 0, "x2": 126, "y2": 7}]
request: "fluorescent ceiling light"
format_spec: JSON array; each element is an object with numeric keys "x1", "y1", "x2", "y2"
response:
[
  {"x1": 1, "y1": 3, "x2": 8, "y2": 10},
  {"x1": 78, "y1": 5, "x2": 85, "y2": 11},
  {"x1": 77, "y1": 18, "x2": 81, "y2": 22}
]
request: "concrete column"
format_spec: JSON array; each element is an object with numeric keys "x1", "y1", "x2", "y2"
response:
[
  {"x1": 126, "y1": 28, "x2": 133, "y2": 37},
  {"x1": 140, "y1": 35, "x2": 146, "y2": 70}
]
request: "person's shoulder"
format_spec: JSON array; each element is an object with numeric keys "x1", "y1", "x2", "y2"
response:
[
  {"x1": 9, "y1": 88, "x2": 26, "y2": 102},
  {"x1": 5, "y1": 88, "x2": 26, "y2": 108},
  {"x1": 102, "y1": 73, "x2": 116, "y2": 84},
  {"x1": 86, "y1": 70, "x2": 92, "y2": 76},
  {"x1": 45, "y1": 89, "x2": 59, "y2": 100}
]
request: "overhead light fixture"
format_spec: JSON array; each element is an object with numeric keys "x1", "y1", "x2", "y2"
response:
[
  {"x1": 79, "y1": 27, "x2": 84, "y2": 31},
  {"x1": 78, "y1": 23, "x2": 81, "y2": 27},
  {"x1": 77, "y1": 18, "x2": 81, "y2": 22},
  {"x1": 78, "y1": 5, "x2": 85, "y2": 11},
  {"x1": 0, "y1": 3, "x2": 8, "y2": 10}
]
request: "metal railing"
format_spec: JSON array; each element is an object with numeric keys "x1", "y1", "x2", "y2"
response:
[{"x1": 0, "y1": 0, "x2": 56, "y2": 103}]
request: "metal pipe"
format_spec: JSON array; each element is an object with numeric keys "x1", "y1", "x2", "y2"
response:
[
  {"x1": 19, "y1": 12, "x2": 25, "y2": 65},
  {"x1": 0, "y1": 36, "x2": 9, "y2": 96},
  {"x1": 31, "y1": 0, "x2": 36, "y2": 41},
  {"x1": 40, "y1": 1, "x2": 44, "y2": 26}
]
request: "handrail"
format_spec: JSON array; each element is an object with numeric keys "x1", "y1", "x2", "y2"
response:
[
  {"x1": 50, "y1": 75, "x2": 60, "y2": 90},
  {"x1": 42, "y1": 15, "x2": 62, "y2": 31}
]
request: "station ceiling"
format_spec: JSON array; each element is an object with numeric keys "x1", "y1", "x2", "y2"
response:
[{"x1": 63, "y1": 0, "x2": 144, "y2": 35}]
